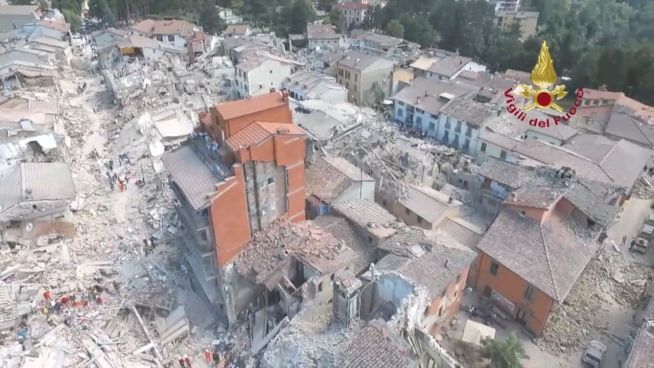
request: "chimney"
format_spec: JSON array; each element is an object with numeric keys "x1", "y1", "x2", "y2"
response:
[{"x1": 276, "y1": 127, "x2": 290, "y2": 134}]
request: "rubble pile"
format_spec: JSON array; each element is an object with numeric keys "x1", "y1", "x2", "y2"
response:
[
  {"x1": 322, "y1": 106, "x2": 469, "y2": 199},
  {"x1": 0, "y1": 31, "x2": 243, "y2": 368},
  {"x1": 261, "y1": 303, "x2": 361, "y2": 368},
  {"x1": 235, "y1": 221, "x2": 352, "y2": 284},
  {"x1": 538, "y1": 248, "x2": 654, "y2": 353}
]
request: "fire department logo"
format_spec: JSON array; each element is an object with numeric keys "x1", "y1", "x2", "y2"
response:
[
  {"x1": 504, "y1": 41, "x2": 584, "y2": 128},
  {"x1": 514, "y1": 41, "x2": 567, "y2": 112}
]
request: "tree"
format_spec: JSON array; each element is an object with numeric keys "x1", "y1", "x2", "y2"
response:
[
  {"x1": 199, "y1": 0, "x2": 226, "y2": 35},
  {"x1": 286, "y1": 0, "x2": 315, "y2": 35},
  {"x1": 401, "y1": 14, "x2": 438, "y2": 47},
  {"x1": 329, "y1": 9, "x2": 343, "y2": 33},
  {"x1": 482, "y1": 333, "x2": 527, "y2": 368},
  {"x1": 61, "y1": 8, "x2": 82, "y2": 31},
  {"x1": 385, "y1": 19, "x2": 404, "y2": 38}
]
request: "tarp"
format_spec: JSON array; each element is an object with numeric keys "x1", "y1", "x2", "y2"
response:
[{"x1": 461, "y1": 319, "x2": 496, "y2": 347}]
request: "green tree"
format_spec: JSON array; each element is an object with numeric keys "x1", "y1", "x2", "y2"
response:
[
  {"x1": 61, "y1": 8, "x2": 82, "y2": 30},
  {"x1": 385, "y1": 19, "x2": 404, "y2": 38},
  {"x1": 199, "y1": 0, "x2": 226, "y2": 34},
  {"x1": 401, "y1": 14, "x2": 438, "y2": 47},
  {"x1": 328, "y1": 9, "x2": 343, "y2": 33},
  {"x1": 286, "y1": 0, "x2": 315, "y2": 34},
  {"x1": 482, "y1": 333, "x2": 527, "y2": 368}
]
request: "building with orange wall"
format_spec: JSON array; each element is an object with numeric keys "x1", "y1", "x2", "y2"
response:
[
  {"x1": 163, "y1": 91, "x2": 306, "y2": 323},
  {"x1": 473, "y1": 180, "x2": 618, "y2": 336}
]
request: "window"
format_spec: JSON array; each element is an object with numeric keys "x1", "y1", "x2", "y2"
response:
[
  {"x1": 318, "y1": 282, "x2": 323, "y2": 292},
  {"x1": 416, "y1": 108, "x2": 424, "y2": 114},
  {"x1": 455, "y1": 121, "x2": 462, "y2": 133},
  {"x1": 355, "y1": 74, "x2": 358, "y2": 82},
  {"x1": 269, "y1": 70, "x2": 273, "y2": 74},
  {"x1": 481, "y1": 142, "x2": 487, "y2": 152},
  {"x1": 490, "y1": 261, "x2": 499, "y2": 276},
  {"x1": 453, "y1": 135, "x2": 459, "y2": 146},
  {"x1": 157, "y1": 35, "x2": 163, "y2": 41},
  {"x1": 465, "y1": 126, "x2": 472, "y2": 137},
  {"x1": 500, "y1": 150, "x2": 507, "y2": 159},
  {"x1": 368, "y1": 236, "x2": 373, "y2": 243},
  {"x1": 259, "y1": 84, "x2": 263, "y2": 89},
  {"x1": 525, "y1": 284, "x2": 535, "y2": 300},
  {"x1": 430, "y1": 114, "x2": 438, "y2": 119},
  {"x1": 443, "y1": 130, "x2": 449, "y2": 142},
  {"x1": 398, "y1": 101, "x2": 405, "y2": 106},
  {"x1": 417, "y1": 216, "x2": 423, "y2": 224},
  {"x1": 331, "y1": 274, "x2": 335, "y2": 281},
  {"x1": 463, "y1": 139, "x2": 470, "y2": 152},
  {"x1": 167, "y1": 35, "x2": 174, "y2": 42},
  {"x1": 198, "y1": 229, "x2": 209, "y2": 242},
  {"x1": 428, "y1": 122, "x2": 435, "y2": 131},
  {"x1": 353, "y1": 85, "x2": 357, "y2": 92},
  {"x1": 397, "y1": 109, "x2": 403, "y2": 117},
  {"x1": 424, "y1": 306, "x2": 429, "y2": 316},
  {"x1": 416, "y1": 116, "x2": 422, "y2": 125},
  {"x1": 445, "y1": 118, "x2": 451, "y2": 129},
  {"x1": 382, "y1": 199, "x2": 387, "y2": 207},
  {"x1": 339, "y1": 69, "x2": 343, "y2": 77},
  {"x1": 267, "y1": 177, "x2": 274, "y2": 185}
]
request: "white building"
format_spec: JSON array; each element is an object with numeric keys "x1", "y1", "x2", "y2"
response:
[
  {"x1": 306, "y1": 23, "x2": 342, "y2": 50},
  {"x1": 218, "y1": 7, "x2": 243, "y2": 25},
  {"x1": 410, "y1": 51, "x2": 487, "y2": 81},
  {"x1": 431, "y1": 98, "x2": 493, "y2": 155},
  {"x1": 283, "y1": 70, "x2": 348, "y2": 104},
  {"x1": 234, "y1": 52, "x2": 301, "y2": 97},
  {"x1": 335, "y1": 2, "x2": 368, "y2": 30},
  {"x1": 131, "y1": 18, "x2": 206, "y2": 57},
  {"x1": 392, "y1": 78, "x2": 475, "y2": 129}
]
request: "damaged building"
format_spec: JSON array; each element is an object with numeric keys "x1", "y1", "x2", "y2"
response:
[
  {"x1": 162, "y1": 91, "x2": 306, "y2": 324},
  {"x1": 0, "y1": 162, "x2": 75, "y2": 246}
]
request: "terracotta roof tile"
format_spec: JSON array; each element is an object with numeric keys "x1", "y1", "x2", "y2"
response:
[
  {"x1": 338, "y1": 321, "x2": 415, "y2": 368},
  {"x1": 215, "y1": 92, "x2": 289, "y2": 120},
  {"x1": 225, "y1": 121, "x2": 304, "y2": 151}
]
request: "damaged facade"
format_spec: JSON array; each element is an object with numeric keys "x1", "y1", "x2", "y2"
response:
[{"x1": 163, "y1": 91, "x2": 306, "y2": 324}]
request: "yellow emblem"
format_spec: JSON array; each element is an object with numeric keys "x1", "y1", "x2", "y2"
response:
[{"x1": 514, "y1": 41, "x2": 567, "y2": 112}]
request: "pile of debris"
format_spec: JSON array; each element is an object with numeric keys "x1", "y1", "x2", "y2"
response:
[{"x1": 537, "y1": 247, "x2": 654, "y2": 353}]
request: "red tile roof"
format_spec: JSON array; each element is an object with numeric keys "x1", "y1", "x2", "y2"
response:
[
  {"x1": 225, "y1": 121, "x2": 304, "y2": 151},
  {"x1": 215, "y1": 92, "x2": 288, "y2": 120},
  {"x1": 132, "y1": 19, "x2": 197, "y2": 37}
]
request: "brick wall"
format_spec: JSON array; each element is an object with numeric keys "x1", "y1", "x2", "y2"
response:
[
  {"x1": 475, "y1": 252, "x2": 553, "y2": 335},
  {"x1": 210, "y1": 165, "x2": 251, "y2": 266}
]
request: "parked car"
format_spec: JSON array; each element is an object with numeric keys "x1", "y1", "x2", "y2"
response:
[
  {"x1": 639, "y1": 223, "x2": 654, "y2": 241},
  {"x1": 582, "y1": 340, "x2": 607, "y2": 367},
  {"x1": 629, "y1": 237, "x2": 649, "y2": 254}
]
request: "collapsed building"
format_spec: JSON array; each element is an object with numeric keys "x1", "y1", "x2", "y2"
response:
[{"x1": 163, "y1": 91, "x2": 306, "y2": 324}]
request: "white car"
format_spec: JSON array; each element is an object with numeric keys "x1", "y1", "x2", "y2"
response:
[{"x1": 582, "y1": 340, "x2": 607, "y2": 368}]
